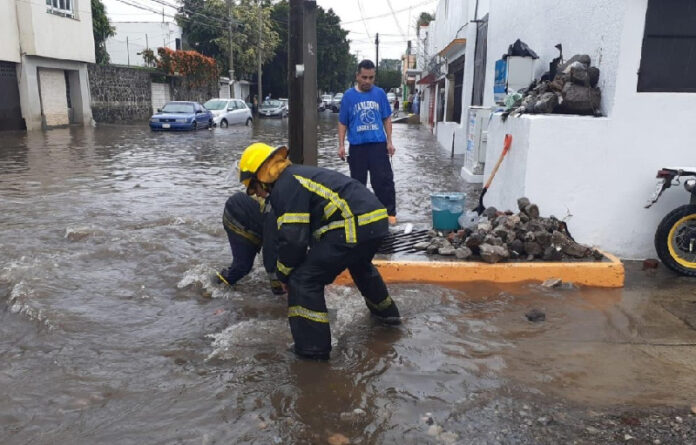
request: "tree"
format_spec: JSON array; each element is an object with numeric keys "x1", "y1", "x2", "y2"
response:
[
  {"x1": 176, "y1": 0, "x2": 279, "y2": 80},
  {"x1": 91, "y1": 0, "x2": 114, "y2": 65},
  {"x1": 264, "y1": 2, "x2": 355, "y2": 96},
  {"x1": 376, "y1": 70, "x2": 401, "y2": 92},
  {"x1": 379, "y1": 59, "x2": 401, "y2": 72},
  {"x1": 416, "y1": 11, "x2": 434, "y2": 29}
]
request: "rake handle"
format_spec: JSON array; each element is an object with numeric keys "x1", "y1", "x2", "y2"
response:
[{"x1": 483, "y1": 134, "x2": 512, "y2": 189}]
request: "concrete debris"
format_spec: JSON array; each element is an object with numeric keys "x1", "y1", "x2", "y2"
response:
[
  {"x1": 525, "y1": 308, "x2": 546, "y2": 322},
  {"x1": 422, "y1": 197, "x2": 602, "y2": 264},
  {"x1": 503, "y1": 53, "x2": 602, "y2": 119},
  {"x1": 542, "y1": 278, "x2": 563, "y2": 288}
]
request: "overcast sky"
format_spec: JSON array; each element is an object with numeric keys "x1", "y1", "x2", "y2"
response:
[{"x1": 102, "y1": 0, "x2": 438, "y2": 60}]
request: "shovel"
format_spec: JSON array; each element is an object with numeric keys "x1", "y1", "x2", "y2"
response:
[{"x1": 475, "y1": 134, "x2": 513, "y2": 215}]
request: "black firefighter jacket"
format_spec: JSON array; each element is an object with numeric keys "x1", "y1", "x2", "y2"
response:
[{"x1": 269, "y1": 164, "x2": 389, "y2": 282}]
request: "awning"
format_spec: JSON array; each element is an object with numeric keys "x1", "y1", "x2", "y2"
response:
[
  {"x1": 438, "y1": 38, "x2": 466, "y2": 59},
  {"x1": 417, "y1": 73, "x2": 435, "y2": 85}
]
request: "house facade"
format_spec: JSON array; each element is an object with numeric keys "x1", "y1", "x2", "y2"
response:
[
  {"x1": 419, "y1": 0, "x2": 696, "y2": 258},
  {"x1": 105, "y1": 21, "x2": 182, "y2": 67},
  {"x1": 0, "y1": 0, "x2": 95, "y2": 130}
]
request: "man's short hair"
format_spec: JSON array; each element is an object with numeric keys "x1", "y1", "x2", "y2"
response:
[{"x1": 357, "y1": 59, "x2": 376, "y2": 72}]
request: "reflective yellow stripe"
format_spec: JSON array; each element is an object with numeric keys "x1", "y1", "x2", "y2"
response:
[
  {"x1": 223, "y1": 217, "x2": 261, "y2": 246},
  {"x1": 288, "y1": 305, "x2": 329, "y2": 323},
  {"x1": 277, "y1": 212, "x2": 310, "y2": 229},
  {"x1": 276, "y1": 260, "x2": 293, "y2": 276},
  {"x1": 293, "y1": 175, "x2": 357, "y2": 243},
  {"x1": 216, "y1": 272, "x2": 231, "y2": 286},
  {"x1": 357, "y1": 208, "x2": 388, "y2": 226},
  {"x1": 312, "y1": 220, "x2": 346, "y2": 239},
  {"x1": 365, "y1": 295, "x2": 393, "y2": 312},
  {"x1": 324, "y1": 202, "x2": 339, "y2": 220}
]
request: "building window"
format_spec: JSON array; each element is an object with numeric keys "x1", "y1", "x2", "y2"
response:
[
  {"x1": 46, "y1": 0, "x2": 74, "y2": 17},
  {"x1": 638, "y1": 0, "x2": 696, "y2": 92}
]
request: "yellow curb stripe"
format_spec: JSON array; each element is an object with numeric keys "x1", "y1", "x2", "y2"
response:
[{"x1": 334, "y1": 252, "x2": 624, "y2": 288}]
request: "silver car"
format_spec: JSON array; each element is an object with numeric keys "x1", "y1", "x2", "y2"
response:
[
  {"x1": 203, "y1": 98, "x2": 253, "y2": 127},
  {"x1": 330, "y1": 93, "x2": 343, "y2": 113}
]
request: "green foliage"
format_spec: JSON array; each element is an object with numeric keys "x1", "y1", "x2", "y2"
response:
[
  {"x1": 141, "y1": 48, "x2": 157, "y2": 67},
  {"x1": 416, "y1": 11, "x2": 434, "y2": 28},
  {"x1": 376, "y1": 69, "x2": 401, "y2": 92},
  {"x1": 91, "y1": 0, "x2": 114, "y2": 65},
  {"x1": 264, "y1": 2, "x2": 355, "y2": 96},
  {"x1": 379, "y1": 59, "x2": 401, "y2": 72},
  {"x1": 176, "y1": 0, "x2": 279, "y2": 78}
]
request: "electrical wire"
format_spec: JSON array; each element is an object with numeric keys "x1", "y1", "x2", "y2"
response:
[{"x1": 340, "y1": 0, "x2": 438, "y2": 25}]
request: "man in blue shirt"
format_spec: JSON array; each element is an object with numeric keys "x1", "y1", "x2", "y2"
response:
[{"x1": 338, "y1": 59, "x2": 397, "y2": 225}]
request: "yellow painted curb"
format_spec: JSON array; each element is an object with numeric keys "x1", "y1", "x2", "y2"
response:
[{"x1": 335, "y1": 252, "x2": 624, "y2": 288}]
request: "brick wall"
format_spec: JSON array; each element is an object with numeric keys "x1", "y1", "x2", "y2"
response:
[{"x1": 88, "y1": 64, "x2": 152, "y2": 123}]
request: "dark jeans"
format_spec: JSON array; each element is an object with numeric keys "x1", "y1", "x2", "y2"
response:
[{"x1": 348, "y1": 142, "x2": 396, "y2": 216}]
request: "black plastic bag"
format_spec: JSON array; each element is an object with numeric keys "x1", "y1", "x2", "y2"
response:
[{"x1": 503, "y1": 39, "x2": 539, "y2": 59}]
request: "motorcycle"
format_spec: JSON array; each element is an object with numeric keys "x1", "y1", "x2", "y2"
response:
[{"x1": 645, "y1": 167, "x2": 696, "y2": 276}]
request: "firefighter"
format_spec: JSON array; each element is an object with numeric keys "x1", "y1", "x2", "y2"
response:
[
  {"x1": 237, "y1": 142, "x2": 401, "y2": 360},
  {"x1": 215, "y1": 191, "x2": 284, "y2": 295}
]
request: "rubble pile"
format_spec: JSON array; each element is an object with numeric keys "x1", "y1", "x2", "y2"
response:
[
  {"x1": 504, "y1": 54, "x2": 602, "y2": 118},
  {"x1": 415, "y1": 197, "x2": 603, "y2": 264}
]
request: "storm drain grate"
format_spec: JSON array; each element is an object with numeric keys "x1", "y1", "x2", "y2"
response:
[{"x1": 377, "y1": 229, "x2": 431, "y2": 254}]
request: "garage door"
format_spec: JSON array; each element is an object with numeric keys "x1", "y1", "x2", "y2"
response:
[
  {"x1": 151, "y1": 82, "x2": 171, "y2": 113},
  {"x1": 0, "y1": 62, "x2": 24, "y2": 131},
  {"x1": 39, "y1": 68, "x2": 69, "y2": 127}
]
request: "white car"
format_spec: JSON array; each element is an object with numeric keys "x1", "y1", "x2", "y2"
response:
[
  {"x1": 319, "y1": 94, "x2": 333, "y2": 111},
  {"x1": 203, "y1": 98, "x2": 253, "y2": 127},
  {"x1": 330, "y1": 93, "x2": 343, "y2": 113},
  {"x1": 386, "y1": 92, "x2": 396, "y2": 108}
]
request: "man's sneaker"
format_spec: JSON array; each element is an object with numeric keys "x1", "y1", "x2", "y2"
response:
[{"x1": 388, "y1": 215, "x2": 397, "y2": 225}]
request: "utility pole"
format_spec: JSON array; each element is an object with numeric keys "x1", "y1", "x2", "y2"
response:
[
  {"x1": 126, "y1": 36, "x2": 130, "y2": 66},
  {"x1": 257, "y1": 0, "x2": 263, "y2": 111},
  {"x1": 288, "y1": 0, "x2": 317, "y2": 165},
  {"x1": 227, "y1": 0, "x2": 235, "y2": 98},
  {"x1": 375, "y1": 33, "x2": 380, "y2": 79}
]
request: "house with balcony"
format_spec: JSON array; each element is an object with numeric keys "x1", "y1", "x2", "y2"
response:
[
  {"x1": 0, "y1": 0, "x2": 95, "y2": 130},
  {"x1": 421, "y1": 0, "x2": 696, "y2": 258}
]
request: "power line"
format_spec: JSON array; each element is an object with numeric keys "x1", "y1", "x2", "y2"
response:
[
  {"x1": 340, "y1": 0, "x2": 437, "y2": 25},
  {"x1": 355, "y1": 0, "x2": 372, "y2": 41},
  {"x1": 385, "y1": 0, "x2": 407, "y2": 41}
]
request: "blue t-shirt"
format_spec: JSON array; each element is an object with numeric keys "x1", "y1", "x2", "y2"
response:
[{"x1": 339, "y1": 86, "x2": 392, "y2": 145}]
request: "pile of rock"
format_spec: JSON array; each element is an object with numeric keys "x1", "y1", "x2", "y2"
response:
[
  {"x1": 414, "y1": 197, "x2": 603, "y2": 264},
  {"x1": 504, "y1": 54, "x2": 601, "y2": 118}
]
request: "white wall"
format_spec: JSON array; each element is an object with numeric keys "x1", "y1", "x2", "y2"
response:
[
  {"x1": 483, "y1": 0, "x2": 625, "y2": 116},
  {"x1": 0, "y1": 0, "x2": 21, "y2": 62},
  {"x1": 15, "y1": 0, "x2": 95, "y2": 63},
  {"x1": 106, "y1": 22, "x2": 181, "y2": 67},
  {"x1": 482, "y1": 0, "x2": 696, "y2": 259}
]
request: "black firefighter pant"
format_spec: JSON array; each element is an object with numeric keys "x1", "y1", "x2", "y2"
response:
[
  {"x1": 222, "y1": 229, "x2": 258, "y2": 285},
  {"x1": 348, "y1": 142, "x2": 397, "y2": 217},
  {"x1": 287, "y1": 237, "x2": 400, "y2": 358}
]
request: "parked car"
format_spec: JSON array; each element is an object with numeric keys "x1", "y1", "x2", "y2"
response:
[
  {"x1": 279, "y1": 98, "x2": 289, "y2": 113},
  {"x1": 319, "y1": 94, "x2": 333, "y2": 111},
  {"x1": 386, "y1": 92, "x2": 396, "y2": 109},
  {"x1": 258, "y1": 99, "x2": 287, "y2": 118},
  {"x1": 149, "y1": 101, "x2": 213, "y2": 131},
  {"x1": 203, "y1": 98, "x2": 253, "y2": 127},
  {"x1": 330, "y1": 93, "x2": 343, "y2": 112}
]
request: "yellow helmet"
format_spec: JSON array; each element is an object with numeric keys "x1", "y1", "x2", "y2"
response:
[{"x1": 238, "y1": 143, "x2": 285, "y2": 188}]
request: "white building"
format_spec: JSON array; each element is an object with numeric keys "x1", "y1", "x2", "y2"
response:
[
  {"x1": 105, "y1": 21, "x2": 182, "y2": 67},
  {"x1": 0, "y1": 0, "x2": 95, "y2": 130},
  {"x1": 421, "y1": 0, "x2": 696, "y2": 259}
]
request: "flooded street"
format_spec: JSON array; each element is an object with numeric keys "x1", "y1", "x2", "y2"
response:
[{"x1": 2, "y1": 116, "x2": 696, "y2": 444}]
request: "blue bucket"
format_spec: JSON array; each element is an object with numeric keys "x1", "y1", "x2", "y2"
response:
[{"x1": 430, "y1": 192, "x2": 466, "y2": 231}]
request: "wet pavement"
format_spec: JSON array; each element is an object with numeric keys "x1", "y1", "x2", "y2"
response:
[{"x1": 2, "y1": 115, "x2": 696, "y2": 444}]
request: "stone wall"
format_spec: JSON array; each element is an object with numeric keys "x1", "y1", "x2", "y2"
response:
[
  {"x1": 170, "y1": 77, "x2": 217, "y2": 104},
  {"x1": 88, "y1": 64, "x2": 152, "y2": 122}
]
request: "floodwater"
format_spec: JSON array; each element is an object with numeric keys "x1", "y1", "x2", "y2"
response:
[{"x1": 2, "y1": 115, "x2": 696, "y2": 444}]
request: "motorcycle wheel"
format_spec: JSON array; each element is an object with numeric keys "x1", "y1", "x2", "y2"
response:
[{"x1": 655, "y1": 204, "x2": 696, "y2": 276}]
